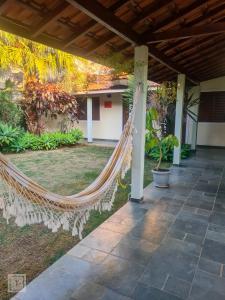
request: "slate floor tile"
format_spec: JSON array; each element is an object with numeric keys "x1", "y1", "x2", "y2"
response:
[
  {"x1": 164, "y1": 276, "x2": 191, "y2": 299},
  {"x1": 198, "y1": 257, "x2": 221, "y2": 276},
  {"x1": 132, "y1": 283, "x2": 182, "y2": 300},
  {"x1": 201, "y1": 239, "x2": 225, "y2": 264},
  {"x1": 129, "y1": 211, "x2": 174, "y2": 244},
  {"x1": 95, "y1": 254, "x2": 144, "y2": 297},
  {"x1": 189, "y1": 270, "x2": 225, "y2": 300},
  {"x1": 139, "y1": 238, "x2": 199, "y2": 288},
  {"x1": 80, "y1": 228, "x2": 123, "y2": 253},
  {"x1": 184, "y1": 233, "x2": 204, "y2": 246},
  {"x1": 210, "y1": 212, "x2": 225, "y2": 227},
  {"x1": 71, "y1": 282, "x2": 132, "y2": 300},
  {"x1": 170, "y1": 211, "x2": 208, "y2": 237},
  {"x1": 185, "y1": 197, "x2": 214, "y2": 211},
  {"x1": 111, "y1": 240, "x2": 156, "y2": 265},
  {"x1": 68, "y1": 245, "x2": 108, "y2": 264}
]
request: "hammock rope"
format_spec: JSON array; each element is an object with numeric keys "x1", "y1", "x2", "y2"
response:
[{"x1": 0, "y1": 85, "x2": 140, "y2": 238}]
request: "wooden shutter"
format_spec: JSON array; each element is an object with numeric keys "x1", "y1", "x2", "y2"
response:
[
  {"x1": 77, "y1": 97, "x2": 87, "y2": 120},
  {"x1": 199, "y1": 92, "x2": 225, "y2": 122},
  {"x1": 77, "y1": 97, "x2": 100, "y2": 121},
  {"x1": 92, "y1": 97, "x2": 100, "y2": 120}
]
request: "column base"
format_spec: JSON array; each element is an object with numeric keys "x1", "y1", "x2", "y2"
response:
[
  {"x1": 129, "y1": 196, "x2": 144, "y2": 203},
  {"x1": 172, "y1": 163, "x2": 185, "y2": 167}
]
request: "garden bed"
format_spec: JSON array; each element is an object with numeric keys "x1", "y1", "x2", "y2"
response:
[{"x1": 0, "y1": 144, "x2": 169, "y2": 299}]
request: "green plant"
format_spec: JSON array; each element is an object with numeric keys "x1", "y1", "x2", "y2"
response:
[
  {"x1": 0, "y1": 122, "x2": 22, "y2": 151},
  {"x1": 145, "y1": 108, "x2": 178, "y2": 170},
  {"x1": 0, "y1": 80, "x2": 24, "y2": 128}
]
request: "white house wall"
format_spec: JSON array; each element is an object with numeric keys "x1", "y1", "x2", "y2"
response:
[
  {"x1": 197, "y1": 76, "x2": 225, "y2": 147},
  {"x1": 43, "y1": 93, "x2": 123, "y2": 140},
  {"x1": 76, "y1": 93, "x2": 123, "y2": 140}
]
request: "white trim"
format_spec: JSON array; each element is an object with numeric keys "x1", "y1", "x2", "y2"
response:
[{"x1": 74, "y1": 89, "x2": 127, "y2": 95}]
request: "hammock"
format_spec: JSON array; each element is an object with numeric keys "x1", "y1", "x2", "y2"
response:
[{"x1": 0, "y1": 87, "x2": 140, "y2": 238}]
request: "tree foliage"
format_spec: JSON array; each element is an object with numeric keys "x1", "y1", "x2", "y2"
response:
[
  {"x1": 0, "y1": 79, "x2": 24, "y2": 127},
  {"x1": 0, "y1": 30, "x2": 109, "y2": 91},
  {"x1": 21, "y1": 81, "x2": 78, "y2": 135}
]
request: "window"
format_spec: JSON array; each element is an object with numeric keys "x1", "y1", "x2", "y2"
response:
[
  {"x1": 77, "y1": 97, "x2": 100, "y2": 120},
  {"x1": 199, "y1": 92, "x2": 225, "y2": 122}
]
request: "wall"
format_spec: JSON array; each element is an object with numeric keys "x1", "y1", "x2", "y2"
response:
[
  {"x1": 43, "y1": 93, "x2": 123, "y2": 141},
  {"x1": 197, "y1": 76, "x2": 225, "y2": 147},
  {"x1": 185, "y1": 86, "x2": 200, "y2": 149},
  {"x1": 76, "y1": 93, "x2": 123, "y2": 140}
]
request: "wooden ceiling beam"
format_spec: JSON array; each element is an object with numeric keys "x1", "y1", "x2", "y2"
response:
[
  {"x1": 146, "y1": 22, "x2": 225, "y2": 43},
  {"x1": 0, "y1": 0, "x2": 12, "y2": 14},
  {"x1": 67, "y1": 0, "x2": 198, "y2": 84},
  {"x1": 63, "y1": 0, "x2": 128, "y2": 49},
  {"x1": 187, "y1": 53, "x2": 225, "y2": 72},
  {"x1": 85, "y1": 0, "x2": 182, "y2": 56},
  {"x1": 0, "y1": 15, "x2": 95, "y2": 59},
  {"x1": 63, "y1": 20, "x2": 96, "y2": 49},
  {"x1": 85, "y1": 32, "x2": 115, "y2": 56},
  {"x1": 157, "y1": 5, "x2": 225, "y2": 54},
  {"x1": 66, "y1": 0, "x2": 140, "y2": 44},
  {"x1": 182, "y1": 40, "x2": 225, "y2": 67},
  {"x1": 141, "y1": 0, "x2": 207, "y2": 39},
  {"x1": 173, "y1": 35, "x2": 225, "y2": 64},
  {"x1": 32, "y1": 2, "x2": 70, "y2": 38}
]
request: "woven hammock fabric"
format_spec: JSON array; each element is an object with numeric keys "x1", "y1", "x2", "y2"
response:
[{"x1": 0, "y1": 87, "x2": 140, "y2": 238}]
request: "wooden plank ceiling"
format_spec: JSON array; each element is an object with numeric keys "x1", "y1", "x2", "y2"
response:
[{"x1": 0, "y1": 0, "x2": 225, "y2": 84}]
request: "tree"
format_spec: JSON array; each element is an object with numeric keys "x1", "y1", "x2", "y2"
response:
[
  {"x1": 0, "y1": 30, "x2": 109, "y2": 91},
  {"x1": 21, "y1": 81, "x2": 78, "y2": 135}
]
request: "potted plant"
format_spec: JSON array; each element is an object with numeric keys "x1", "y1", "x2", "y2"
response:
[{"x1": 146, "y1": 107, "x2": 178, "y2": 188}]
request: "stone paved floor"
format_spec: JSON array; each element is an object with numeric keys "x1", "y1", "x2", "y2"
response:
[{"x1": 13, "y1": 148, "x2": 225, "y2": 300}]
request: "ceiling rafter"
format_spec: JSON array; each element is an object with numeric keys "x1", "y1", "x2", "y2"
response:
[
  {"x1": 0, "y1": 15, "x2": 93, "y2": 59},
  {"x1": 146, "y1": 22, "x2": 225, "y2": 43},
  {"x1": 173, "y1": 35, "x2": 225, "y2": 64},
  {"x1": 0, "y1": 0, "x2": 12, "y2": 14},
  {"x1": 31, "y1": 2, "x2": 70, "y2": 38},
  {"x1": 159, "y1": 4, "x2": 225, "y2": 55},
  {"x1": 84, "y1": 0, "x2": 172, "y2": 56},
  {"x1": 66, "y1": 0, "x2": 198, "y2": 83},
  {"x1": 63, "y1": 0, "x2": 129, "y2": 50}
]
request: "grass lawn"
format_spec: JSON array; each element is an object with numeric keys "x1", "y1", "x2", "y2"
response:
[{"x1": 0, "y1": 144, "x2": 169, "y2": 299}]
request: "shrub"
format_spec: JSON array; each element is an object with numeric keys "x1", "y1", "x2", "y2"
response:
[
  {"x1": 22, "y1": 81, "x2": 79, "y2": 135},
  {"x1": 1, "y1": 127, "x2": 83, "y2": 153},
  {"x1": 0, "y1": 81, "x2": 25, "y2": 128},
  {"x1": 0, "y1": 122, "x2": 22, "y2": 152},
  {"x1": 147, "y1": 143, "x2": 192, "y2": 162}
]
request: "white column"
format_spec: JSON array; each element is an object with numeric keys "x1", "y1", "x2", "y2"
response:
[
  {"x1": 87, "y1": 97, "x2": 93, "y2": 143},
  {"x1": 131, "y1": 45, "x2": 148, "y2": 202},
  {"x1": 173, "y1": 74, "x2": 186, "y2": 165}
]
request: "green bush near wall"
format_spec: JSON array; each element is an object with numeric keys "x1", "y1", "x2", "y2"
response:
[
  {"x1": 147, "y1": 143, "x2": 192, "y2": 162},
  {"x1": 0, "y1": 122, "x2": 83, "y2": 153}
]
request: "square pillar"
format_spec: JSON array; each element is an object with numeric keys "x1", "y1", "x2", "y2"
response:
[
  {"x1": 131, "y1": 45, "x2": 148, "y2": 202},
  {"x1": 87, "y1": 97, "x2": 93, "y2": 143},
  {"x1": 173, "y1": 74, "x2": 186, "y2": 165}
]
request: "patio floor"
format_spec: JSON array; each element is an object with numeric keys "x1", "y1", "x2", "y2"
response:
[{"x1": 13, "y1": 148, "x2": 225, "y2": 300}]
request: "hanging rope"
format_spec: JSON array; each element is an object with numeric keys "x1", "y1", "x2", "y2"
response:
[{"x1": 0, "y1": 85, "x2": 141, "y2": 238}]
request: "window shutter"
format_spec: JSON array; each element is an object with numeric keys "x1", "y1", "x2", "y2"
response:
[
  {"x1": 92, "y1": 97, "x2": 100, "y2": 120},
  {"x1": 199, "y1": 92, "x2": 225, "y2": 122}
]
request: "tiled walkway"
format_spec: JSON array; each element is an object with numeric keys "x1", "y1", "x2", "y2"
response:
[{"x1": 13, "y1": 148, "x2": 225, "y2": 300}]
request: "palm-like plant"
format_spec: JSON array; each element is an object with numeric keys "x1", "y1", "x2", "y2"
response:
[{"x1": 0, "y1": 30, "x2": 108, "y2": 91}]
